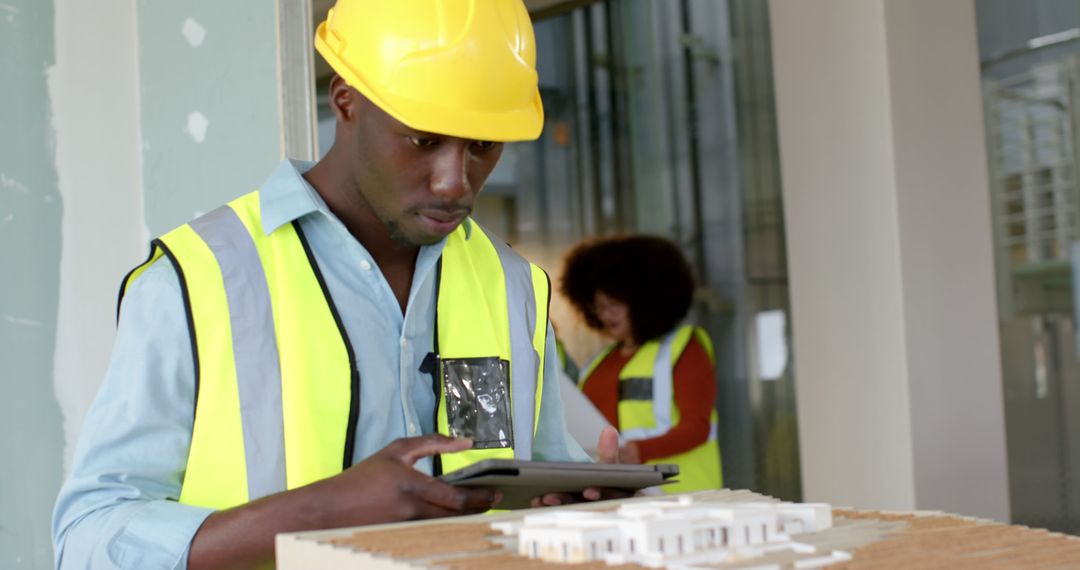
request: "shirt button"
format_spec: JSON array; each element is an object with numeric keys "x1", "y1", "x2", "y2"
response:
[
  {"x1": 399, "y1": 337, "x2": 407, "y2": 348},
  {"x1": 359, "y1": 259, "x2": 372, "y2": 271},
  {"x1": 408, "y1": 422, "x2": 417, "y2": 435}
]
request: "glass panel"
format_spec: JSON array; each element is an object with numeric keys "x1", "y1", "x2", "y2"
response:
[
  {"x1": 491, "y1": 0, "x2": 800, "y2": 500},
  {"x1": 977, "y1": 0, "x2": 1080, "y2": 534}
]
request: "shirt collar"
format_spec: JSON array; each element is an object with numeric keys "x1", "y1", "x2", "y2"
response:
[
  {"x1": 258, "y1": 159, "x2": 472, "y2": 239},
  {"x1": 259, "y1": 159, "x2": 324, "y2": 235}
]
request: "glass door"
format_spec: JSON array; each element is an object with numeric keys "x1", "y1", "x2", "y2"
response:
[{"x1": 978, "y1": 0, "x2": 1080, "y2": 533}]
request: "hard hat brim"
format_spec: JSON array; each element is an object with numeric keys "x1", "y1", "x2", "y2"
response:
[{"x1": 315, "y1": 23, "x2": 545, "y2": 143}]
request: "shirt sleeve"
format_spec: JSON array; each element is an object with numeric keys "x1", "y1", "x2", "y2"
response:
[
  {"x1": 531, "y1": 322, "x2": 593, "y2": 463},
  {"x1": 52, "y1": 259, "x2": 213, "y2": 570},
  {"x1": 633, "y1": 336, "x2": 716, "y2": 463}
]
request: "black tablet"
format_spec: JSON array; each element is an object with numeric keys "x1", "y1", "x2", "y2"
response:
[{"x1": 439, "y1": 459, "x2": 678, "y2": 509}]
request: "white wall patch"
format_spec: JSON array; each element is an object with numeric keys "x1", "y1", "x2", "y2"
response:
[
  {"x1": 4, "y1": 315, "x2": 43, "y2": 327},
  {"x1": 1, "y1": 173, "x2": 30, "y2": 194},
  {"x1": 0, "y1": 3, "x2": 18, "y2": 24},
  {"x1": 181, "y1": 17, "x2": 206, "y2": 47},
  {"x1": 184, "y1": 111, "x2": 209, "y2": 143}
]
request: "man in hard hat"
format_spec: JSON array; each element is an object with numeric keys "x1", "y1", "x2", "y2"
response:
[{"x1": 52, "y1": 1, "x2": 621, "y2": 568}]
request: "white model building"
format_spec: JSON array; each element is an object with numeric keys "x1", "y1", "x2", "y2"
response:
[{"x1": 492, "y1": 496, "x2": 849, "y2": 568}]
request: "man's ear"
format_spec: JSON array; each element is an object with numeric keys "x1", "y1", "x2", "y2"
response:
[{"x1": 329, "y1": 75, "x2": 356, "y2": 125}]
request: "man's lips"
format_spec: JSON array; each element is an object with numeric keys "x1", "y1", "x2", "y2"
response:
[
  {"x1": 417, "y1": 209, "x2": 468, "y2": 224},
  {"x1": 416, "y1": 208, "x2": 470, "y2": 233}
]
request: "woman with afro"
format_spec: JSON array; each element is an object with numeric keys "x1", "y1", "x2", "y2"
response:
[{"x1": 561, "y1": 235, "x2": 722, "y2": 493}]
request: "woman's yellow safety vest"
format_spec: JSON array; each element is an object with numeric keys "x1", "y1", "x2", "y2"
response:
[
  {"x1": 579, "y1": 325, "x2": 722, "y2": 493},
  {"x1": 118, "y1": 191, "x2": 549, "y2": 510}
]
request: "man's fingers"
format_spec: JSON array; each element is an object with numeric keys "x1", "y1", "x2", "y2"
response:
[
  {"x1": 531, "y1": 487, "x2": 634, "y2": 507},
  {"x1": 389, "y1": 434, "x2": 474, "y2": 465},
  {"x1": 582, "y1": 486, "x2": 635, "y2": 501},
  {"x1": 595, "y1": 426, "x2": 620, "y2": 464},
  {"x1": 410, "y1": 477, "x2": 501, "y2": 513},
  {"x1": 536, "y1": 492, "x2": 574, "y2": 506},
  {"x1": 408, "y1": 490, "x2": 498, "y2": 521}
]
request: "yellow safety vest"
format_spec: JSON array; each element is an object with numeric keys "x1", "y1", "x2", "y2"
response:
[
  {"x1": 118, "y1": 191, "x2": 549, "y2": 510},
  {"x1": 580, "y1": 325, "x2": 722, "y2": 493}
]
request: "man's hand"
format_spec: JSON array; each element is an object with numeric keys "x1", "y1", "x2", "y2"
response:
[
  {"x1": 302, "y1": 434, "x2": 501, "y2": 525},
  {"x1": 189, "y1": 435, "x2": 500, "y2": 569},
  {"x1": 529, "y1": 426, "x2": 636, "y2": 507}
]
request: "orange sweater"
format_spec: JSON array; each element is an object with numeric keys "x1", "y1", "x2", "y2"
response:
[{"x1": 581, "y1": 336, "x2": 716, "y2": 462}]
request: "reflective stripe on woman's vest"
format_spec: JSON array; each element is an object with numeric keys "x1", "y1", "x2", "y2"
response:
[
  {"x1": 579, "y1": 325, "x2": 723, "y2": 493},
  {"x1": 117, "y1": 191, "x2": 549, "y2": 510}
]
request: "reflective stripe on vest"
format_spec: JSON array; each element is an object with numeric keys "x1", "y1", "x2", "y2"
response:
[
  {"x1": 118, "y1": 191, "x2": 548, "y2": 509},
  {"x1": 189, "y1": 206, "x2": 288, "y2": 501}
]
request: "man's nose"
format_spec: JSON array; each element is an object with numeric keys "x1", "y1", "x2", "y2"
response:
[{"x1": 430, "y1": 145, "x2": 470, "y2": 200}]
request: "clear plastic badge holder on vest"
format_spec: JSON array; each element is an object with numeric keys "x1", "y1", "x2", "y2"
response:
[{"x1": 442, "y1": 357, "x2": 514, "y2": 450}]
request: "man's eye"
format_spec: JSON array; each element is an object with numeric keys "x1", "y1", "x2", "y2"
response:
[
  {"x1": 409, "y1": 136, "x2": 436, "y2": 147},
  {"x1": 472, "y1": 140, "x2": 496, "y2": 151}
]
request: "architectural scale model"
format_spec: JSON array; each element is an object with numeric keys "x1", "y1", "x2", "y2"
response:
[
  {"x1": 276, "y1": 489, "x2": 1080, "y2": 569},
  {"x1": 491, "y1": 496, "x2": 849, "y2": 567}
]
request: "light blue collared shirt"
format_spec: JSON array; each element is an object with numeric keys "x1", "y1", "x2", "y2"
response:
[{"x1": 52, "y1": 160, "x2": 588, "y2": 570}]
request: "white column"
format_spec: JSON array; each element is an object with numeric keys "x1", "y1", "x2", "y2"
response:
[
  {"x1": 769, "y1": 0, "x2": 1011, "y2": 521},
  {"x1": 50, "y1": 0, "x2": 145, "y2": 471}
]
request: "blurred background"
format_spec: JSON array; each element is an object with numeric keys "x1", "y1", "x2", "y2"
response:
[{"x1": 4, "y1": 0, "x2": 1080, "y2": 567}]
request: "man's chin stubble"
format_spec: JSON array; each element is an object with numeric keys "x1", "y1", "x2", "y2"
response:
[{"x1": 385, "y1": 220, "x2": 441, "y2": 248}]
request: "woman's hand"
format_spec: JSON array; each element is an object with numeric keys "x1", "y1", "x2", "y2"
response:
[
  {"x1": 529, "y1": 426, "x2": 637, "y2": 507},
  {"x1": 618, "y1": 442, "x2": 641, "y2": 464}
]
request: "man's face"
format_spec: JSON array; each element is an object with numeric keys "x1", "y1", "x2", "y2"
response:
[{"x1": 348, "y1": 91, "x2": 504, "y2": 246}]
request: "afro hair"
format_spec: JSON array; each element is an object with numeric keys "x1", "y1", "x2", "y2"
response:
[{"x1": 560, "y1": 235, "x2": 695, "y2": 345}]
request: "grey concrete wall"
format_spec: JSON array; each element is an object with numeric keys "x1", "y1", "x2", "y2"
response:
[
  {"x1": 136, "y1": 0, "x2": 284, "y2": 236},
  {"x1": 2, "y1": 0, "x2": 288, "y2": 567},
  {"x1": 0, "y1": 1, "x2": 66, "y2": 566}
]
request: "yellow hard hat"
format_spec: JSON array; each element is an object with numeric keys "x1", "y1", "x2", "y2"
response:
[{"x1": 315, "y1": 0, "x2": 544, "y2": 142}]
